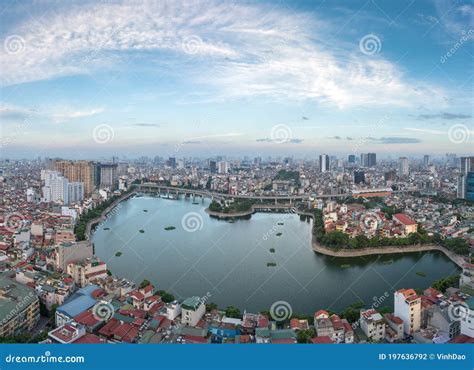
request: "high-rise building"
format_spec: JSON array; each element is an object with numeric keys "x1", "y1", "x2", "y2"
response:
[
  {"x1": 398, "y1": 157, "x2": 409, "y2": 177},
  {"x1": 368, "y1": 153, "x2": 376, "y2": 167},
  {"x1": 353, "y1": 171, "x2": 365, "y2": 184},
  {"x1": 68, "y1": 182, "x2": 84, "y2": 204},
  {"x1": 42, "y1": 170, "x2": 69, "y2": 204},
  {"x1": 394, "y1": 289, "x2": 421, "y2": 335},
  {"x1": 423, "y1": 155, "x2": 430, "y2": 167},
  {"x1": 319, "y1": 154, "x2": 329, "y2": 173},
  {"x1": 446, "y1": 153, "x2": 457, "y2": 167},
  {"x1": 457, "y1": 157, "x2": 474, "y2": 199},
  {"x1": 54, "y1": 160, "x2": 96, "y2": 196},
  {"x1": 168, "y1": 157, "x2": 176, "y2": 169},
  {"x1": 209, "y1": 160, "x2": 217, "y2": 174},
  {"x1": 217, "y1": 161, "x2": 229, "y2": 174},
  {"x1": 360, "y1": 153, "x2": 368, "y2": 167},
  {"x1": 348, "y1": 155, "x2": 356, "y2": 164},
  {"x1": 99, "y1": 163, "x2": 118, "y2": 189}
]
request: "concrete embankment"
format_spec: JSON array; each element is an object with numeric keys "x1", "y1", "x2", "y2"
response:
[{"x1": 311, "y1": 239, "x2": 465, "y2": 268}]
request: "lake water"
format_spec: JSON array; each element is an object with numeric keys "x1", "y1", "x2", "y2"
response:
[{"x1": 92, "y1": 195, "x2": 460, "y2": 315}]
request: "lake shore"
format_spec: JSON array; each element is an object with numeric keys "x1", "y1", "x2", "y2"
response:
[
  {"x1": 311, "y1": 237, "x2": 465, "y2": 268},
  {"x1": 90, "y1": 192, "x2": 466, "y2": 269}
]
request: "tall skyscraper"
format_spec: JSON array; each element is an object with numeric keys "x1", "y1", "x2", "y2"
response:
[
  {"x1": 398, "y1": 157, "x2": 409, "y2": 177},
  {"x1": 348, "y1": 155, "x2": 356, "y2": 164},
  {"x1": 423, "y1": 155, "x2": 430, "y2": 167},
  {"x1": 42, "y1": 170, "x2": 69, "y2": 204},
  {"x1": 353, "y1": 171, "x2": 365, "y2": 185},
  {"x1": 457, "y1": 156, "x2": 474, "y2": 199},
  {"x1": 168, "y1": 157, "x2": 176, "y2": 169},
  {"x1": 209, "y1": 160, "x2": 217, "y2": 174},
  {"x1": 54, "y1": 160, "x2": 96, "y2": 196},
  {"x1": 217, "y1": 161, "x2": 229, "y2": 174},
  {"x1": 368, "y1": 153, "x2": 376, "y2": 167},
  {"x1": 99, "y1": 163, "x2": 118, "y2": 189},
  {"x1": 68, "y1": 182, "x2": 85, "y2": 204},
  {"x1": 319, "y1": 154, "x2": 329, "y2": 173},
  {"x1": 360, "y1": 153, "x2": 368, "y2": 167}
]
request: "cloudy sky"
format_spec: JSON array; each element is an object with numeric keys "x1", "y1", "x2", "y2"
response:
[{"x1": 0, "y1": 0, "x2": 473, "y2": 159}]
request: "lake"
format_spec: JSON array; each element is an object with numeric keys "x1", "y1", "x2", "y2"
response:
[{"x1": 92, "y1": 195, "x2": 460, "y2": 315}]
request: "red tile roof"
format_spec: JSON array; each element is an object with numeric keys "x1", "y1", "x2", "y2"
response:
[{"x1": 393, "y1": 213, "x2": 416, "y2": 226}]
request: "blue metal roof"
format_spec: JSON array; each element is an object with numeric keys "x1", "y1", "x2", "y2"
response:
[{"x1": 57, "y1": 295, "x2": 97, "y2": 318}]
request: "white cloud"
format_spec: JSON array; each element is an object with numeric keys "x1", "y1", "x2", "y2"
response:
[{"x1": 0, "y1": 0, "x2": 448, "y2": 108}]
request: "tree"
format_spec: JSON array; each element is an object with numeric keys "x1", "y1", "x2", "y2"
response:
[
  {"x1": 206, "y1": 302, "x2": 218, "y2": 312},
  {"x1": 139, "y1": 279, "x2": 151, "y2": 289},
  {"x1": 296, "y1": 329, "x2": 315, "y2": 343},
  {"x1": 156, "y1": 290, "x2": 175, "y2": 303},
  {"x1": 224, "y1": 306, "x2": 241, "y2": 318}
]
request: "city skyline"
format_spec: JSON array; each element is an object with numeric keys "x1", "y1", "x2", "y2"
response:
[{"x1": 1, "y1": 0, "x2": 473, "y2": 159}]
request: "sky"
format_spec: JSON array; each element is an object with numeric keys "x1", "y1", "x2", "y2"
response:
[{"x1": 0, "y1": 0, "x2": 473, "y2": 160}]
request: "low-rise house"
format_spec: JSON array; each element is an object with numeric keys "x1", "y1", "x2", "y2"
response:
[
  {"x1": 67, "y1": 257, "x2": 108, "y2": 288},
  {"x1": 360, "y1": 309, "x2": 385, "y2": 342},
  {"x1": 55, "y1": 285, "x2": 103, "y2": 326},
  {"x1": 384, "y1": 314, "x2": 404, "y2": 343},
  {"x1": 48, "y1": 322, "x2": 86, "y2": 344}
]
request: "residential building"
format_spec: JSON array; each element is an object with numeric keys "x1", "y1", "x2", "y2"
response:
[
  {"x1": 99, "y1": 163, "x2": 118, "y2": 190},
  {"x1": 360, "y1": 309, "x2": 385, "y2": 342},
  {"x1": 460, "y1": 297, "x2": 474, "y2": 338},
  {"x1": 54, "y1": 160, "x2": 96, "y2": 196},
  {"x1": 181, "y1": 296, "x2": 205, "y2": 326},
  {"x1": 51, "y1": 241, "x2": 93, "y2": 271},
  {"x1": 384, "y1": 314, "x2": 404, "y2": 343},
  {"x1": 394, "y1": 289, "x2": 421, "y2": 335},
  {"x1": 0, "y1": 273, "x2": 40, "y2": 337},
  {"x1": 319, "y1": 154, "x2": 329, "y2": 173},
  {"x1": 398, "y1": 157, "x2": 409, "y2": 177},
  {"x1": 67, "y1": 257, "x2": 108, "y2": 288}
]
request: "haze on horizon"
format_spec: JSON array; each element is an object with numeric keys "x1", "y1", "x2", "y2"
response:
[{"x1": 0, "y1": 0, "x2": 473, "y2": 159}]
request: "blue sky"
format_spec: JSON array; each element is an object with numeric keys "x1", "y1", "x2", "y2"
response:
[{"x1": 0, "y1": 0, "x2": 473, "y2": 159}]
